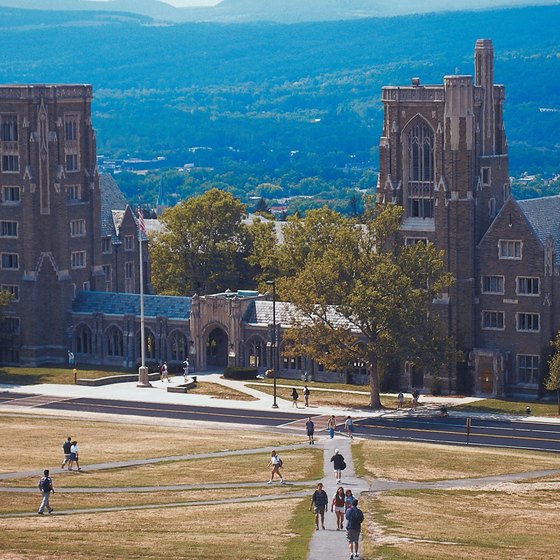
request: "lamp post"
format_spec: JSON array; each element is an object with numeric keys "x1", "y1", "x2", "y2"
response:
[{"x1": 265, "y1": 279, "x2": 279, "y2": 408}]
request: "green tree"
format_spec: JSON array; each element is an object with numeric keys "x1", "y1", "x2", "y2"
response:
[
  {"x1": 150, "y1": 189, "x2": 250, "y2": 295},
  {"x1": 278, "y1": 201, "x2": 454, "y2": 409},
  {"x1": 545, "y1": 332, "x2": 560, "y2": 415}
]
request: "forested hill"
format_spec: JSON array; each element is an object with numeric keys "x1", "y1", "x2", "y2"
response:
[{"x1": 0, "y1": 4, "x2": 558, "y2": 199}]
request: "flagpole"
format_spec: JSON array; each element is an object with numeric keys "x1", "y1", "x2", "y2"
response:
[{"x1": 137, "y1": 208, "x2": 151, "y2": 388}]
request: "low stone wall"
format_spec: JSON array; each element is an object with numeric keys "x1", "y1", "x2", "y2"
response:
[
  {"x1": 76, "y1": 372, "x2": 161, "y2": 386},
  {"x1": 166, "y1": 377, "x2": 197, "y2": 394}
]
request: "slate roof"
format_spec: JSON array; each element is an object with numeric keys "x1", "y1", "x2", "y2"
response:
[
  {"x1": 100, "y1": 174, "x2": 128, "y2": 241},
  {"x1": 73, "y1": 291, "x2": 192, "y2": 320},
  {"x1": 245, "y1": 300, "x2": 360, "y2": 331},
  {"x1": 517, "y1": 195, "x2": 560, "y2": 264}
]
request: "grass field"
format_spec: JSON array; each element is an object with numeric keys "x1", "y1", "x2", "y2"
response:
[{"x1": 455, "y1": 398, "x2": 559, "y2": 417}]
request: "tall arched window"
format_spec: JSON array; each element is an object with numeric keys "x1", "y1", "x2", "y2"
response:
[
  {"x1": 246, "y1": 336, "x2": 266, "y2": 368},
  {"x1": 136, "y1": 329, "x2": 156, "y2": 360},
  {"x1": 75, "y1": 324, "x2": 92, "y2": 354},
  {"x1": 106, "y1": 326, "x2": 124, "y2": 357},
  {"x1": 407, "y1": 121, "x2": 434, "y2": 218},
  {"x1": 170, "y1": 331, "x2": 188, "y2": 362}
]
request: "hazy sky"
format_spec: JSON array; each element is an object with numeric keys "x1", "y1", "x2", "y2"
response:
[{"x1": 156, "y1": 0, "x2": 221, "y2": 6}]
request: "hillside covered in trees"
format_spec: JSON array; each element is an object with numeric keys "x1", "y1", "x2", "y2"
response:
[{"x1": 0, "y1": 4, "x2": 558, "y2": 208}]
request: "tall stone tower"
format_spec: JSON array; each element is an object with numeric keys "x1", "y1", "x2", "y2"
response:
[
  {"x1": 0, "y1": 85, "x2": 102, "y2": 365},
  {"x1": 377, "y1": 40, "x2": 509, "y2": 390}
]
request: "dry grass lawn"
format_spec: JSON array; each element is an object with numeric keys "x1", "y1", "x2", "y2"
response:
[
  {"x1": 0, "y1": 485, "x2": 304, "y2": 515},
  {"x1": 4, "y1": 447, "x2": 323, "y2": 488},
  {"x1": 0, "y1": 498, "x2": 305, "y2": 559},
  {"x1": 360, "y1": 487, "x2": 560, "y2": 560},
  {"x1": 0, "y1": 414, "x2": 301, "y2": 473},
  {"x1": 187, "y1": 381, "x2": 257, "y2": 401},
  {"x1": 354, "y1": 439, "x2": 560, "y2": 482}
]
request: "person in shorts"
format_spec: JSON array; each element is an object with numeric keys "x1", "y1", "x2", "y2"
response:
[
  {"x1": 303, "y1": 385, "x2": 310, "y2": 407},
  {"x1": 267, "y1": 450, "x2": 285, "y2": 484},
  {"x1": 305, "y1": 417, "x2": 315, "y2": 444},
  {"x1": 309, "y1": 482, "x2": 329, "y2": 530},
  {"x1": 345, "y1": 498, "x2": 364, "y2": 559},
  {"x1": 331, "y1": 485, "x2": 346, "y2": 530},
  {"x1": 344, "y1": 416, "x2": 354, "y2": 439},
  {"x1": 61, "y1": 436, "x2": 72, "y2": 469},
  {"x1": 330, "y1": 448, "x2": 346, "y2": 484}
]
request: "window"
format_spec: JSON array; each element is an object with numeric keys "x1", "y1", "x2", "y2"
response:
[
  {"x1": 482, "y1": 276, "x2": 504, "y2": 294},
  {"x1": 407, "y1": 121, "x2": 434, "y2": 218},
  {"x1": 517, "y1": 313, "x2": 539, "y2": 332},
  {"x1": 499, "y1": 240, "x2": 522, "y2": 259},
  {"x1": 65, "y1": 119, "x2": 77, "y2": 141},
  {"x1": 1, "y1": 253, "x2": 18, "y2": 269},
  {"x1": 124, "y1": 235, "x2": 134, "y2": 251},
  {"x1": 481, "y1": 167, "x2": 491, "y2": 185},
  {"x1": 405, "y1": 237, "x2": 428, "y2": 246},
  {"x1": 66, "y1": 185, "x2": 81, "y2": 201},
  {"x1": 489, "y1": 197, "x2": 496, "y2": 217},
  {"x1": 102, "y1": 238, "x2": 111, "y2": 254},
  {"x1": 70, "y1": 219, "x2": 86, "y2": 237},
  {"x1": 106, "y1": 326, "x2": 124, "y2": 357},
  {"x1": 102, "y1": 264, "x2": 111, "y2": 291},
  {"x1": 0, "y1": 221, "x2": 18, "y2": 237},
  {"x1": 1, "y1": 116, "x2": 18, "y2": 141},
  {"x1": 518, "y1": 355, "x2": 539, "y2": 385},
  {"x1": 3, "y1": 186, "x2": 20, "y2": 202},
  {"x1": 1, "y1": 284, "x2": 19, "y2": 301},
  {"x1": 125, "y1": 262, "x2": 134, "y2": 293},
  {"x1": 482, "y1": 311, "x2": 504, "y2": 330},
  {"x1": 66, "y1": 154, "x2": 79, "y2": 172},
  {"x1": 75, "y1": 324, "x2": 92, "y2": 354},
  {"x1": 517, "y1": 277, "x2": 540, "y2": 296},
  {"x1": 4, "y1": 317, "x2": 20, "y2": 335},
  {"x1": 71, "y1": 251, "x2": 86, "y2": 269},
  {"x1": 83, "y1": 281, "x2": 90, "y2": 291},
  {"x1": 2, "y1": 155, "x2": 19, "y2": 172}
]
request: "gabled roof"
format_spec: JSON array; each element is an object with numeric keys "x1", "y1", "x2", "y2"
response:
[
  {"x1": 518, "y1": 195, "x2": 560, "y2": 264},
  {"x1": 73, "y1": 291, "x2": 192, "y2": 320},
  {"x1": 100, "y1": 174, "x2": 128, "y2": 241}
]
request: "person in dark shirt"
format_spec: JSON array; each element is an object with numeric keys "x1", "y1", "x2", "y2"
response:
[
  {"x1": 330, "y1": 449, "x2": 346, "y2": 484},
  {"x1": 61, "y1": 436, "x2": 72, "y2": 469},
  {"x1": 305, "y1": 417, "x2": 315, "y2": 445},
  {"x1": 345, "y1": 498, "x2": 364, "y2": 559},
  {"x1": 38, "y1": 469, "x2": 54, "y2": 514},
  {"x1": 309, "y1": 482, "x2": 329, "y2": 530}
]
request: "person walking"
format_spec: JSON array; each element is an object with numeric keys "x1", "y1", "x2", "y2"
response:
[
  {"x1": 344, "y1": 489, "x2": 354, "y2": 511},
  {"x1": 344, "y1": 415, "x2": 354, "y2": 439},
  {"x1": 182, "y1": 358, "x2": 189, "y2": 381},
  {"x1": 37, "y1": 469, "x2": 54, "y2": 514},
  {"x1": 305, "y1": 416, "x2": 315, "y2": 444},
  {"x1": 330, "y1": 448, "x2": 346, "y2": 484},
  {"x1": 267, "y1": 450, "x2": 285, "y2": 484},
  {"x1": 309, "y1": 482, "x2": 329, "y2": 530},
  {"x1": 160, "y1": 361, "x2": 169, "y2": 382},
  {"x1": 327, "y1": 415, "x2": 337, "y2": 439},
  {"x1": 61, "y1": 436, "x2": 72, "y2": 469},
  {"x1": 397, "y1": 391, "x2": 404, "y2": 409},
  {"x1": 411, "y1": 388, "x2": 420, "y2": 411},
  {"x1": 291, "y1": 387, "x2": 299, "y2": 408},
  {"x1": 303, "y1": 385, "x2": 310, "y2": 407},
  {"x1": 331, "y1": 486, "x2": 346, "y2": 530},
  {"x1": 345, "y1": 498, "x2": 365, "y2": 559},
  {"x1": 69, "y1": 440, "x2": 81, "y2": 471}
]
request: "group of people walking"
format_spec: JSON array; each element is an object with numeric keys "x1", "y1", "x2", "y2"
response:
[
  {"x1": 60, "y1": 436, "x2": 81, "y2": 471},
  {"x1": 291, "y1": 385, "x2": 311, "y2": 408}
]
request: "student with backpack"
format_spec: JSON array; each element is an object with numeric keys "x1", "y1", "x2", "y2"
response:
[
  {"x1": 309, "y1": 482, "x2": 329, "y2": 530},
  {"x1": 38, "y1": 469, "x2": 54, "y2": 514},
  {"x1": 345, "y1": 498, "x2": 365, "y2": 559},
  {"x1": 61, "y1": 436, "x2": 72, "y2": 469}
]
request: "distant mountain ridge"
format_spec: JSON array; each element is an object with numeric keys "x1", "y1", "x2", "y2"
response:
[{"x1": 0, "y1": 0, "x2": 558, "y2": 23}]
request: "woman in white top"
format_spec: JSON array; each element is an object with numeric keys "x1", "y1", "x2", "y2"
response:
[
  {"x1": 267, "y1": 450, "x2": 284, "y2": 484},
  {"x1": 69, "y1": 441, "x2": 81, "y2": 471}
]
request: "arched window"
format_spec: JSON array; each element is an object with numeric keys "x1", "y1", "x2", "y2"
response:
[
  {"x1": 246, "y1": 336, "x2": 266, "y2": 368},
  {"x1": 75, "y1": 324, "x2": 92, "y2": 354},
  {"x1": 106, "y1": 326, "x2": 123, "y2": 357},
  {"x1": 136, "y1": 329, "x2": 156, "y2": 360},
  {"x1": 170, "y1": 331, "x2": 188, "y2": 362},
  {"x1": 407, "y1": 121, "x2": 434, "y2": 218}
]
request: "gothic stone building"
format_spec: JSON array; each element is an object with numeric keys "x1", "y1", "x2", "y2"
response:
[{"x1": 377, "y1": 39, "x2": 558, "y2": 397}]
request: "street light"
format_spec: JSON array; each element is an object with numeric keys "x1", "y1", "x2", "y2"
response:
[{"x1": 265, "y1": 279, "x2": 279, "y2": 408}]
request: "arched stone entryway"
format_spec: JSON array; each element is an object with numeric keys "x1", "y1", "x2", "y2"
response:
[{"x1": 206, "y1": 327, "x2": 228, "y2": 367}]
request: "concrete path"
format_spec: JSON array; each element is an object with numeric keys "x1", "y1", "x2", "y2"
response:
[{"x1": 307, "y1": 435, "x2": 369, "y2": 560}]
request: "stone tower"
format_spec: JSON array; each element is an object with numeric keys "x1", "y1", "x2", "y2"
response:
[
  {"x1": 0, "y1": 85, "x2": 102, "y2": 365},
  {"x1": 377, "y1": 39, "x2": 509, "y2": 390}
]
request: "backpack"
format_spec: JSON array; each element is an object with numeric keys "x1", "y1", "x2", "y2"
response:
[
  {"x1": 277, "y1": 457, "x2": 283, "y2": 467},
  {"x1": 39, "y1": 477, "x2": 52, "y2": 492}
]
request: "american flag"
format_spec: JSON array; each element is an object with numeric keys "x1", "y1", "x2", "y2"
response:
[{"x1": 137, "y1": 208, "x2": 146, "y2": 234}]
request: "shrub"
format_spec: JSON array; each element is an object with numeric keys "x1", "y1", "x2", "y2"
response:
[{"x1": 223, "y1": 367, "x2": 259, "y2": 380}]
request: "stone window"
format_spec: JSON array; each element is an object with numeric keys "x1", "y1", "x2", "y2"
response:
[
  {"x1": 481, "y1": 167, "x2": 491, "y2": 186},
  {"x1": 2, "y1": 186, "x2": 20, "y2": 203},
  {"x1": 70, "y1": 219, "x2": 86, "y2": 237},
  {"x1": 499, "y1": 239, "x2": 522, "y2": 259},
  {"x1": 405, "y1": 237, "x2": 428, "y2": 246},
  {"x1": 517, "y1": 277, "x2": 539, "y2": 296},
  {"x1": 1, "y1": 284, "x2": 19, "y2": 300},
  {"x1": 481, "y1": 275, "x2": 504, "y2": 294},
  {"x1": 488, "y1": 197, "x2": 497, "y2": 217},
  {"x1": 516, "y1": 312, "x2": 539, "y2": 332},
  {"x1": 170, "y1": 331, "x2": 188, "y2": 362},
  {"x1": 124, "y1": 235, "x2": 134, "y2": 251},
  {"x1": 482, "y1": 310, "x2": 504, "y2": 330},
  {"x1": 102, "y1": 237, "x2": 111, "y2": 254},
  {"x1": 1, "y1": 253, "x2": 18, "y2": 269},
  {"x1": 67, "y1": 185, "x2": 81, "y2": 201},
  {"x1": 102, "y1": 264, "x2": 111, "y2": 292},
  {"x1": 2, "y1": 155, "x2": 19, "y2": 172},
  {"x1": 75, "y1": 324, "x2": 92, "y2": 354},
  {"x1": 247, "y1": 336, "x2": 266, "y2": 368},
  {"x1": 0, "y1": 116, "x2": 18, "y2": 141},
  {"x1": 517, "y1": 354, "x2": 539, "y2": 385},
  {"x1": 4, "y1": 316, "x2": 20, "y2": 334},
  {"x1": 66, "y1": 153, "x2": 79, "y2": 172},
  {"x1": 65, "y1": 118, "x2": 78, "y2": 142},
  {"x1": 125, "y1": 261, "x2": 134, "y2": 293},
  {"x1": 406, "y1": 121, "x2": 434, "y2": 218},
  {"x1": 283, "y1": 355, "x2": 303, "y2": 370},
  {"x1": 0, "y1": 221, "x2": 18, "y2": 237},
  {"x1": 70, "y1": 251, "x2": 86, "y2": 269},
  {"x1": 105, "y1": 326, "x2": 123, "y2": 357}
]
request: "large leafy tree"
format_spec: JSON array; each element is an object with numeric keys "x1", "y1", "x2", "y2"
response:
[
  {"x1": 278, "y1": 201, "x2": 454, "y2": 409},
  {"x1": 150, "y1": 189, "x2": 251, "y2": 295},
  {"x1": 545, "y1": 332, "x2": 560, "y2": 415}
]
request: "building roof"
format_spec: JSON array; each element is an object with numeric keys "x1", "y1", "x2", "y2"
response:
[
  {"x1": 100, "y1": 174, "x2": 128, "y2": 241},
  {"x1": 518, "y1": 195, "x2": 560, "y2": 264},
  {"x1": 73, "y1": 291, "x2": 192, "y2": 319}
]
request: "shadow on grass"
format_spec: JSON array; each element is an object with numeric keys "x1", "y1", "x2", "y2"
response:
[{"x1": 0, "y1": 366, "x2": 133, "y2": 386}]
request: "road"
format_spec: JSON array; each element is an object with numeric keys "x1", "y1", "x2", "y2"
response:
[{"x1": 1, "y1": 391, "x2": 559, "y2": 453}]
